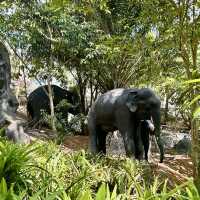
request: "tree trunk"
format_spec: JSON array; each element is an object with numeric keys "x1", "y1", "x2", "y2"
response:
[
  {"x1": 22, "y1": 65, "x2": 28, "y2": 116},
  {"x1": 178, "y1": 0, "x2": 200, "y2": 189},
  {"x1": 47, "y1": 78, "x2": 56, "y2": 131},
  {"x1": 46, "y1": 23, "x2": 56, "y2": 131},
  {"x1": 163, "y1": 93, "x2": 169, "y2": 125},
  {"x1": 190, "y1": 1, "x2": 200, "y2": 189},
  {"x1": 77, "y1": 73, "x2": 86, "y2": 115},
  {"x1": 190, "y1": 95, "x2": 200, "y2": 191}
]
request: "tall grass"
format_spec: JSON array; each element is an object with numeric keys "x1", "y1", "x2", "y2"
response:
[
  {"x1": 0, "y1": 139, "x2": 198, "y2": 199},
  {"x1": 0, "y1": 139, "x2": 40, "y2": 191}
]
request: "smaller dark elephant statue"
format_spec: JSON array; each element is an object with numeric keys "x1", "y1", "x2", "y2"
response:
[
  {"x1": 88, "y1": 88, "x2": 164, "y2": 163},
  {"x1": 27, "y1": 85, "x2": 80, "y2": 126},
  {"x1": 136, "y1": 120, "x2": 154, "y2": 161}
]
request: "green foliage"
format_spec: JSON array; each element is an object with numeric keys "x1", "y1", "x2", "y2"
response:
[
  {"x1": 0, "y1": 140, "x2": 40, "y2": 191},
  {"x1": 183, "y1": 78, "x2": 200, "y2": 119},
  {"x1": 0, "y1": 127, "x2": 6, "y2": 137},
  {"x1": 84, "y1": 36, "x2": 143, "y2": 92},
  {"x1": 1, "y1": 0, "x2": 200, "y2": 194},
  {"x1": 0, "y1": 140, "x2": 198, "y2": 199},
  {"x1": 39, "y1": 103, "x2": 85, "y2": 138},
  {"x1": 0, "y1": 178, "x2": 26, "y2": 200}
]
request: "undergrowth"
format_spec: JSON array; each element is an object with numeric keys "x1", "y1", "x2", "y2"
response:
[{"x1": 0, "y1": 139, "x2": 198, "y2": 199}]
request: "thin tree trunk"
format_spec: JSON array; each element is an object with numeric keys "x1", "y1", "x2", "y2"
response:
[
  {"x1": 46, "y1": 22, "x2": 56, "y2": 131},
  {"x1": 22, "y1": 66, "x2": 28, "y2": 116},
  {"x1": 77, "y1": 73, "x2": 86, "y2": 114},
  {"x1": 177, "y1": 0, "x2": 200, "y2": 189},
  {"x1": 89, "y1": 79, "x2": 94, "y2": 108},
  {"x1": 190, "y1": 100, "x2": 200, "y2": 190},
  {"x1": 190, "y1": 0, "x2": 200, "y2": 189},
  {"x1": 47, "y1": 78, "x2": 56, "y2": 131},
  {"x1": 163, "y1": 93, "x2": 169, "y2": 125}
]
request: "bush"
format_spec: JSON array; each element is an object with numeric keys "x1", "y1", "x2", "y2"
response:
[
  {"x1": 0, "y1": 140, "x2": 198, "y2": 199},
  {"x1": 0, "y1": 127, "x2": 6, "y2": 137},
  {"x1": 0, "y1": 140, "x2": 40, "y2": 191}
]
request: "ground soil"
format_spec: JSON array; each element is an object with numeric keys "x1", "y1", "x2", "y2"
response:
[
  {"x1": 61, "y1": 135, "x2": 193, "y2": 185},
  {"x1": 24, "y1": 127, "x2": 193, "y2": 187}
]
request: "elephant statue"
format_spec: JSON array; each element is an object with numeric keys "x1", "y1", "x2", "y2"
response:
[
  {"x1": 88, "y1": 88, "x2": 164, "y2": 163},
  {"x1": 27, "y1": 85, "x2": 80, "y2": 127}
]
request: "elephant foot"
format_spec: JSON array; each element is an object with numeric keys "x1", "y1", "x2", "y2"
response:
[{"x1": 159, "y1": 156, "x2": 164, "y2": 163}]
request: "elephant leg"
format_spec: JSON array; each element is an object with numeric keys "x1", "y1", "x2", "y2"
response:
[
  {"x1": 88, "y1": 120, "x2": 98, "y2": 154},
  {"x1": 141, "y1": 122, "x2": 150, "y2": 161},
  {"x1": 97, "y1": 127, "x2": 107, "y2": 154},
  {"x1": 155, "y1": 136, "x2": 164, "y2": 163},
  {"x1": 143, "y1": 137, "x2": 149, "y2": 161},
  {"x1": 134, "y1": 123, "x2": 143, "y2": 160},
  {"x1": 121, "y1": 129, "x2": 135, "y2": 158}
]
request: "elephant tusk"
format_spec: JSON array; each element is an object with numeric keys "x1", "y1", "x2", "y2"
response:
[
  {"x1": 146, "y1": 120, "x2": 155, "y2": 132},
  {"x1": 141, "y1": 119, "x2": 155, "y2": 132}
]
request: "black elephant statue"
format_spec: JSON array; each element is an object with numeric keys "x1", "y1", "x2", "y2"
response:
[
  {"x1": 88, "y1": 88, "x2": 164, "y2": 163},
  {"x1": 27, "y1": 85, "x2": 80, "y2": 126}
]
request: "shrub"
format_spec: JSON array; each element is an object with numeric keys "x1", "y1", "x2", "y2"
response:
[{"x1": 0, "y1": 140, "x2": 198, "y2": 199}]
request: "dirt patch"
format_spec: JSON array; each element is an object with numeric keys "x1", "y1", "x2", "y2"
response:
[
  {"x1": 62, "y1": 135, "x2": 193, "y2": 185},
  {"x1": 23, "y1": 122, "x2": 194, "y2": 186},
  {"x1": 149, "y1": 153, "x2": 193, "y2": 186},
  {"x1": 63, "y1": 135, "x2": 89, "y2": 151}
]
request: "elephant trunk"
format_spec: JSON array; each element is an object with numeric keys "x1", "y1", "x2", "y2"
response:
[{"x1": 152, "y1": 110, "x2": 164, "y2": 163}]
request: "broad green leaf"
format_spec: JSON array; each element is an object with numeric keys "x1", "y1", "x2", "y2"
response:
[
  {"x1": 0, "y1": 178, "x2": 7, "y2": 194},
  {"x1": 184, "y1": 79, "x2": 200, "y2": 84},
  {"x1": 78, "y1": 190, "x2": 92, "y2": 200},
  {"x1": 193, "y1": 107, "x2": 200, "y2": 119},
  {"x1": 106, "y1": 184, "x2": 110, "y2": 200},
  {"x1": 96, "y1": 183, "x2": 106, "y2": 200},
  {"x1": 110, "y1": 185, "x2": 117, "y2": 200},
  {"x1": 188, "y1": 94, "x2": 200, "y2": 106}
]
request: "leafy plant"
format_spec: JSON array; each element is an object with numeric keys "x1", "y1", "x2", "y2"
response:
[
  {"x1": 0, "y1": 140, "x2": 40, "y2": 191},
  {"x1": 0, "y1": 139, "x2": 198, "y2": 199},
  {"x1": 0, "y1": 178, "x2": 26, "y2": 200}
]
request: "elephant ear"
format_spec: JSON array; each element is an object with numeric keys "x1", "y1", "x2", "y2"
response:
[{"x1": 126, "y1": 91, "x2": 138, "y2": 112}]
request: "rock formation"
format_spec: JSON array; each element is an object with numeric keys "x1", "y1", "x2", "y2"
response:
[{"x1": 0, "y1": 41, "x2": 30, "y2": 144}]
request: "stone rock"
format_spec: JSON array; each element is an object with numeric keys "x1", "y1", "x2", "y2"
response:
[
  {"x1": 0, "y1": 41, "x2": 19, "y2": 125},
  {"x1": 0, "y1": 41, "x2": 26, "y2": 144},
  {"x1": 173, "y1": 135, "x2": 191, "y2": 154},
  {"x1": 160, "y1": 130, "x2": 191, "y2": 150},
  {"x1": 106, "y1": 131, "x2": 126, "y2": 156},
  {"x1": 106, "y1": 128, "x2": 191, "y2": 156},
  {"x1": 6, "y1": 121, "x2": 31, "y2": 144}
]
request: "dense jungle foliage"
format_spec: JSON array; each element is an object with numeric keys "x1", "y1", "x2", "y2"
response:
[
  {"x1": 0, "y1": 0, "x2": 200, "y2": 198},
  {"x1": 0, "y1": 139, "x2": 198, "y2": 200}
]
